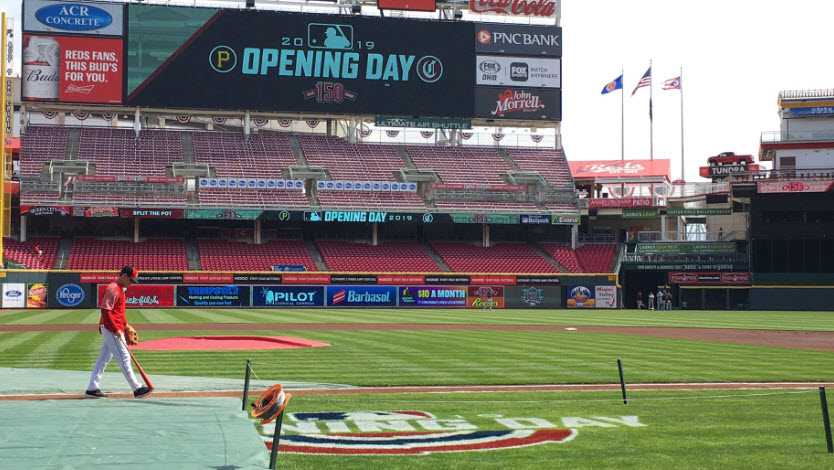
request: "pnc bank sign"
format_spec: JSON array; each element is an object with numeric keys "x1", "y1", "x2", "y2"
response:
[{"x1": 476, "y1": 24, "x2": 562, "y2": 57}]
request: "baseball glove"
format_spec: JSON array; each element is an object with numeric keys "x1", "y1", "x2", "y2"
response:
[{"x1": 124, "y1": 324, "x2": 139, "y2": 346}]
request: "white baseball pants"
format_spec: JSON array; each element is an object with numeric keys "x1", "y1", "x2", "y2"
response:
[{"x1": 87, "y1": 325, "x2": 141, "y2": 391}]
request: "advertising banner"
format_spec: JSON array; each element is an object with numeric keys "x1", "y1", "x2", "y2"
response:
[
  {"x1": 186, "y1": 208, "x2": 263, "y2": 220},
  {"x1": 399, "y1": 286, "x2": 467, "y2": 307},
  {"x1": 304, "y1": 211, "x2": 421, "y2": 224},
  {"x1": 232, "y1": 274, "x2": 284, "y2": 284},
  {"x1": 47, "y1": 273, "x2": 95, "y2": 309},
  {"x1": 569, "y1": 160, "x2": 671, "y2": 180},
  {"x1": 588, "y1": 197, "x2": 654, "y2": 209},
  {"x1": 467, "y1": 286, "x2": 505, "y2": 309},
  {"x1": 253, "y1": 286, "x2": 325, "y2": 307},
  {"x1": 375, "y1": 116, "x2": 471, "y2": 129},
  {"x1": 119, "y1": 208, "x2": 184, "y2": 218},
  {"x1": 27, "y1": 283, "x2": 48, "y2": 309},
  {"x1": 176, "y1": 285, "x2": 250, "y2": 307},
  {"x1": 98, "y1": 284, "x2": 175, "y2": 308},
  {"x1": 2, "y1": 283, "x2": 27, "y2": 308},
  {"x1": 377, "y1": 0, "x2": 437, "y2": 12},
  {"x1": 468, "y1": 0, "x2": 559, "y2": 19},
  {"x1": 475, "y1": 24, "x2": 561, "y2": 57},
  {"x1": 20, "y1": 205, "x2": 71, "y2": 216},
  {"x1": 474, "y1": 86, "x2": 561, "y2": 121},
  {"x1": 594, "y1": 285, "x2": 617, "y2": 309},
  {"x1": 127, "y1": 7, "x2": 474, "y2": 117},
  {"x1": 622, "y1": 208, "x2": 659, "y2": 219},
  {"x1": 636, "y1": 242, "x2": 737, "y2": 255},
  {"x1": 23, "y1": 0, "x2": 125, "y2": 36},
  {"x1": 505, "y1": 285, "x2": 562, "y2": 308},
  {"x1": 665, "y1": 208, "x2": 732, "y2": 216},
  {"x1": 450, "y1": 213, "x2": 520, "y2": 224},
  {"x1": 22, "y1": 34, "x2": 123, "y2": 104},
  {"x1": 566, "y1": 285, "x2": 595, "y2": 309},
  {"x1": 757, "y1": 180, "x2": 834, "y2": 194},
  {"x1": 476, "y1": 56, "x2": 561, "y2": 88},
  {"x1": 520, "y1": 214, "x2": 551, "y2": 224},
  {"x1": 668, "y1": 272, "x2": 751, "y2": 285},
  {"x1": 326, "y1": 285, "x2": 397, "y2": 307}
]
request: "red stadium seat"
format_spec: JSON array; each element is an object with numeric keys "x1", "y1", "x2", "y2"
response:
[
  {"x1": 316, "y1": 240, "x2": 441, "y2": 272},
  {"x1": 68, "y1": 239, "x2": 188, "y2": 271},
  {"x1": 198, "y1": 240, "x2": 316, "y2": 272},
  {"x1": 430, "y1": 242, "x2": 556, "y2": 273}
]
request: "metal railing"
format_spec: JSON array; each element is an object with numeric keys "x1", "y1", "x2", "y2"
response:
[
  {"x1": 668, "y1": 182, "x2": 729, "y2": 199},
  {"x1": 761, "y1": 130, "x2": 834, "y2": 143},
  {"x1": 726, "y1": 167, "x2": 834, "y2": 183},
  {"x1": 357, "y1": 130, "x2": 562, "y2": 149},
  {"x1": 779, "y1": 89, "x2": 834, "y2": 101}
]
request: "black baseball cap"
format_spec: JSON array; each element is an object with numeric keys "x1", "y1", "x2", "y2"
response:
[{"x1": 120, "y1": 266, "x2": 139, "y2": 282}]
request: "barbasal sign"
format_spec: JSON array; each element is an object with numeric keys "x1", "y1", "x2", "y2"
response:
[{"x1": 257, "y1": 411, "x2": 646, "y2": 455}]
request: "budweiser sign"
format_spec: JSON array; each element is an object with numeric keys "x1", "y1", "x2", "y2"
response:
[
  {"x1": 491, "y1": 89, "x2": 546, "y2": 117},
  {"x1": 469, "y1": 0, "x2": 558, "y2": 18}
]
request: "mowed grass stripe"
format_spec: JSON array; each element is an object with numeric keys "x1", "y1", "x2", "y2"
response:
[
  {"x1": 3, "y1": 308, "x2": 834, "y2": 331},
  {"x1": 1, "y1": 329, "x2": 832, "y2": 386}
]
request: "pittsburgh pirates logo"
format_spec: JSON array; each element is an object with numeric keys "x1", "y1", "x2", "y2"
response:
[{"x1": 209, "y1": 45, "x2": 237, "y2": 73}]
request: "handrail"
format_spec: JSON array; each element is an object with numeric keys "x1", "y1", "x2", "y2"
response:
[{"x1": 761, "y1": 130, "x2": 834, "y2": 143}]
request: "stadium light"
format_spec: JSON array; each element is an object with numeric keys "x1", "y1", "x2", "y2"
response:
[
  {"x1": 351, "y1": 3, "x2": 362, "y2": 14},
  {"x1": 453, "y1": 8, "x2": 462, "y2": 20},
  {"x1": 246, "y1": 0, "x2": 255, "y2": 8}
]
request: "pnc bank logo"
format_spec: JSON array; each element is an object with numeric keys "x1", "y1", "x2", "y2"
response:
[{"x1": 209, "y1": 45, "x2": 237, "y2": 73}]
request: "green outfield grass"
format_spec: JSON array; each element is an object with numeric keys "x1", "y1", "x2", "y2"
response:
[
  {"x1": 2, "y1": 308, "x2": 834, "y2": 331},
  {"x1": 0, "y1": 309, "x2": 832, "y2": 386},
  {"x1": 263, "y1": 389, "x2": 834, "y2": 469}
]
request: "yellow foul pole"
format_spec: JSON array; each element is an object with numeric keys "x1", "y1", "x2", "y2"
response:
[{"x1": 0, "y1": 12, "x2": 7, "y2": 268}]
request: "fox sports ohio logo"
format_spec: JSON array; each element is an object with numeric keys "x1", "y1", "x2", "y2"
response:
[{"x1": 56, "y1": 284, "x2": 85, "y2": 307}]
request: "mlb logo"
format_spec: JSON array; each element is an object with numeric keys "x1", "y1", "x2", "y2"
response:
[{"x1": 510, "y1": 63, "x2": 528, "y2": 81}]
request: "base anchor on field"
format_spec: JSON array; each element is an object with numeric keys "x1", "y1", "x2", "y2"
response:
[
  {"x1": 242, "y1": 359, "x2": 252, "y2": 411},
  {"x1": 821, "y1": 386, "x2": 833, "y2": 454},
  {"x1": 617, "y1": 358, "x2": 628, "y2": 405}
]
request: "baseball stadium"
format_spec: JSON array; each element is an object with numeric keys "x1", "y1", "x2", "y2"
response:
[{"x1": 1, "y1": 0, "x2": 833, "y2": 468}]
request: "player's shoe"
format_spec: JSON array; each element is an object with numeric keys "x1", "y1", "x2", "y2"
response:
[
  {"x1": 85, "y1": 389, "x2": 105, "y2": 398},
  {"x1": 133, "y1": 386, "x2": 152, "y2": 399}
]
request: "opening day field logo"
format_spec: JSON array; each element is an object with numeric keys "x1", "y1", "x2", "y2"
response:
[{"x1": 257, "y1": 411, "x2": 646, "y2": 455}]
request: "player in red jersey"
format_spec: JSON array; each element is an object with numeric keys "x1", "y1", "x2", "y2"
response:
[{"x1": 86, "y1": 266, "x2": 152, "y2": 399}]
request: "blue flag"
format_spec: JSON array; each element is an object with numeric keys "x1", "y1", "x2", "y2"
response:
[{"x1": 601, "y1": 75, "x2": 623, "y2": 95}]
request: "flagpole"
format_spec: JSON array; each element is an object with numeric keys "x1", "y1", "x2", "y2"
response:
[
  {"x1": 620, "y1": 66, "x2": 625, "y2": 161},
  {"x1": 649, "y1": 59, "x2": 654, "y2": 161},
  {"x1": 679, "y1": 65, "x2": 685, "y2": 180}
]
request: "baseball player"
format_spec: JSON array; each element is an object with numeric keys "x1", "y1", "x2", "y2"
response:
[{"x1": 86, "y1": 266, "x2": 152, "y2": 399}]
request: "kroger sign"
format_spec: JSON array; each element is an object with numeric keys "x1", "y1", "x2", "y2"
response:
[{"x1": 56, "y1": 283, "x2": 85, "y2": 307}]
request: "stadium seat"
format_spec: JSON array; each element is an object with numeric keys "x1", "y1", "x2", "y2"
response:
[
  {"x1": 197, "y1": 240, "x2": 316, "y2": 272},
  {"x1": 430, "y1": 242, "x2": 556, "y2": 273},
  {"x1": 67, "y1": 239, "x2": 188, "y2": 271},
  {"x1": 541, "y1": 243, "x2": 618, "y2": 273},
  {"x1": 3, "y1": 238, "x2": 59, "y2": 269},
  {"x1": 407, "y1": 146, "x2": 511, "y2": 185},
  {"x1": 299, "y1": 135, "x2": 407, "y2": 181},
  {"x1": 316, "y1": 240, "x2": 441, "y2": 272}
]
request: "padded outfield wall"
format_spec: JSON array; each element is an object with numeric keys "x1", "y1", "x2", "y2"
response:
[{"x1": 0, "y1": 271, "x2": 618, "y2": 310}]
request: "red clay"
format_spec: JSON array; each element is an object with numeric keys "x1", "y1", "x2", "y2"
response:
[
  {"x1": 3, "y1": 323, "x2": 834, "y2": 352},
  {"x1": 2, "y1": 382, "x2": 832, "y2": 401},
  {"x1": 132, "y1": 335, "x2": 329, "y2": 351}
]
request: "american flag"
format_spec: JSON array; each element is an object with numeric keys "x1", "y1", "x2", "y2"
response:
[
  {"x1": 663, "y1": 76, "x2": 681, "y2": 90},
  {"x1": 631, "y1": 67, "x2": 652, "y2": 96}
]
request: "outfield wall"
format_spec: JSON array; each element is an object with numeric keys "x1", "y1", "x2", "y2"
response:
[{"x1": 0, "y1": 271, "x2": 618, "y2": 310}]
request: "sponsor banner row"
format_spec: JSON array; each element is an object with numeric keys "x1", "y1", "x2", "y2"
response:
[
  {"x1": 14, "y1": 282, "x2": 618, "y2": 309},
  {"x1": 22, "y1": 207, "x2": 579, "y2": 226},
  {"x1": 77, "y1": 272, "x2": 573, "y2": 286},
  {"x1": 757, "y1": 180, "x2": 834, "y2": 194}
]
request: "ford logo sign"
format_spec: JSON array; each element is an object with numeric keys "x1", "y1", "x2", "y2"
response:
[
  {"x1": 35, "y1": 3, "x2": 113, "y2": 32},
  {"x1": 5, "y1": 290, "x2": 22, "y2": 298},
  {"x1": 56, "y1": 283, "x2": 85, "y2": 307}
]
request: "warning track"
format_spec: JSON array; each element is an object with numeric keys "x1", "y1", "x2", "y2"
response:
[
  {"x1": 3, "y1": 323, "x2": 834, "y2": 352},
  {"x1": 1, "y1": 382, "x2": 832, "y2": 401}
]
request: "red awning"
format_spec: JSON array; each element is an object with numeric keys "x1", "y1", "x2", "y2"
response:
[
  {"x1": 569, "y1": 159, "x2": 671, "y2": 180},
  {"x1": 4, "y1": 137, "x2": 20, "y2": 152}
]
